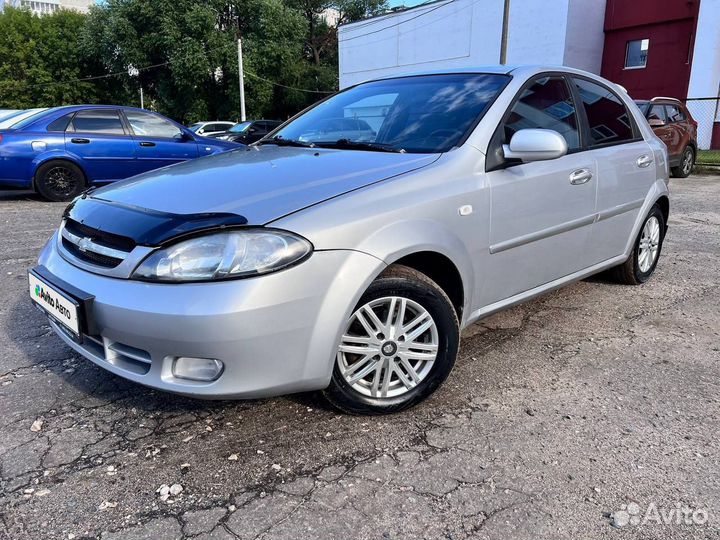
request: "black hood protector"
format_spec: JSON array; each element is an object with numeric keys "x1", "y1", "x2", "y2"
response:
[{"x1": 64, "y1": 194, "x2": 248, "y2": 247}]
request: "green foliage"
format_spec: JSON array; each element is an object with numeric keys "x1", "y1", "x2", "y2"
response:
[
  {"x1": 0, "y1": 0, "x2": 388, "y2": 123},
  {"x1": 0, "y1": 7, "x2": 97, "y2": 107}
]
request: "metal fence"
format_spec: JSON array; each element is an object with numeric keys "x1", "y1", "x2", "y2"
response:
[{"x1": 684, "y1": 97, "x2": 720, "y2": 165}]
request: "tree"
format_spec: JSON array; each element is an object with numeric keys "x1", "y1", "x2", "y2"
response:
[
  {"x1": 0, "y1": 7, "x2": 96, "y2": 108},
  {"x1": 0, "y1": 0, "x2": 388, "y2": 122}
]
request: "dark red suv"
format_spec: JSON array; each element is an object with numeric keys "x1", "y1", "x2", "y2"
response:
[{"x1": 636, "y1": 98, "x2": 698, "y2": 178}]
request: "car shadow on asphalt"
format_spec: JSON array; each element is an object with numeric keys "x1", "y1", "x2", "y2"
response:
[{"x1": 0, "y1": 189, "x2": 42, "y2": 202}]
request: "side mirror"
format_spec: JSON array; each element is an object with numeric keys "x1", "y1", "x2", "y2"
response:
[
  {"x1": 648, "y1": 117, "x2": 666, "y2": 127},
  {"x1": 175, "y1": 130, "x2": 193, "y2": 142},
  {"x1": 502, "y1": 129, "x2": 568, "y2": 163}
]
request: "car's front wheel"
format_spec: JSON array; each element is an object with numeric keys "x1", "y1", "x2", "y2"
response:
[
  {"x1": 35, "y1": 160, "x2": 86, "y2": 202},
  {"x1": 671, "y1": 146, "x2": 695, "y2": 178},
  {"x1": 323, "y1": 265, "x2": 459, "y2": 415}
]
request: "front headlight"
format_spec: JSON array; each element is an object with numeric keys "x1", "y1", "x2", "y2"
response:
[{"x1": 132, "y1": 229, "x2": 312, "y2": 282}]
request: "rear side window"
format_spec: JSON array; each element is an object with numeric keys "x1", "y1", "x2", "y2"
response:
[
  {"x1": 69, "y1": 110, "x2": 125, "y2": 135},
  {"x1": 666, "y1": 105, "x2": 686, "y2": 123},
  {"x1": 125, "y1": 110, "x2": 182, "y2": 138},
  {"x1": 503, "y1": 76, "x2": 580, "y2": 150},
  {"x1": 572, "y1": 78, "x2": 635, "y2": 146},
  {"x1": 647, "y1": 105, "x2": 666, "y2": 123},
  {"x1": 47, "y1": 113, "x2": 74, "y2": 132}
]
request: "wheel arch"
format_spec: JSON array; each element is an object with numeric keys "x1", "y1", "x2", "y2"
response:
[
  {"x1": 32, "y1": 156, "x2": 88, "y2": 191},
  {"x1": 347, "y1": 219, "x2": 476, "y2": 325},
  {"x1": 655, "y1": 194, "x2": 670, "y2": 235},
  {"x1": 389, "y1": 251, "x2": 465, "y2": 319}
]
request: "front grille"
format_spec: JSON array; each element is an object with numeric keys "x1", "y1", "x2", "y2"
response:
[
  {"x1": 61, "y1": 237, "x2": 124, "y2": 268},
  {"x1": 64, "y1": 219, "x2": 136, "y2": 252},
  {"x1": 60, "y1": 218, "x2": 135, "y2": 269}
]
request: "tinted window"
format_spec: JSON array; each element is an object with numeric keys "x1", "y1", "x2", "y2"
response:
[
  {"x1": 274, "y1": 73, "x2": 510, "y2": 153},
  {"x1": 666, "y1": 105, "x2": 686, "y2": 123},
  {"x1": 47, "y1": 113, "x2": 74, "y2": 132},
  {"x1": 572, "y1": 78, "x2": 634, "y2": 145},
  {"x1": 70, "y1": 110, "x2": 125, "y2": 135},
  {"x1": 503, "y1": 76, "x2": 580, "y2": 150},
  {"x1": 125, "y1": 110, "x2": 182, "y2": 138},
  {"x1": 647, "y1": 105, "x2": 666, "y2": 123}
]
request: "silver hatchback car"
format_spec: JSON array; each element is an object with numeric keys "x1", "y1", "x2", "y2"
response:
[{"x1": 31, "y1": 66, "x2": 669, "y2": 414}]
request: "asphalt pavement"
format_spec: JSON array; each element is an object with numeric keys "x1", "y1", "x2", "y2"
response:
[{"x1": 0, "y1": 176, "x2": 718, "y2": 540}]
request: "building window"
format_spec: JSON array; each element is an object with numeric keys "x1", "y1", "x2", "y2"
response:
[{"x1": 625, "y1": 39, "x2": 649, "y2": 69}]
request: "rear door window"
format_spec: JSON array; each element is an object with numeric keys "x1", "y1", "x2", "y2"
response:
[
  {"x1": 571, "y1": 78, "x2": 635, "y2": 146},
  {"x1": 69, "y1": 110, "x2": 125, "y2": 135}
]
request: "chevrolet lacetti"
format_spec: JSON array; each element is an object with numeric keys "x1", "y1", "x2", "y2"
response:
[{"x1": 30, "y1": 66, "x2": 670, "y2": 414}]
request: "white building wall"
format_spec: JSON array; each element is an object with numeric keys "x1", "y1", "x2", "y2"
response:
[
  {"x1": 563, "y1": 0, "x2": 607, "y2": 74},
  {"x1": 687, "y1": 0, "x2": 720, "y2": 149},
  {"x1": 339, "y1": 0, "x2": 606, "y2": 89}
]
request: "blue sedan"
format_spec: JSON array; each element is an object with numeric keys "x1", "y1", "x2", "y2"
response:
[{"x1": 0, "y1": 105, "x2": 241, "y2": 201}]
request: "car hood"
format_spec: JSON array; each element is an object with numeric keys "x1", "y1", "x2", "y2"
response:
[{"x1": 92, "y1": 145, "x2": 440, "y2": 224}]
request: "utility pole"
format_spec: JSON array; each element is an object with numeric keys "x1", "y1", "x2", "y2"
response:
[
  {"x1": 499, "y1": 0, "x2": 510, "y2": 64},
  {"x1": 140, "y1": 85, "x2": 144, "y2": 109},
  {"x1": 237, "y1": 38, "x2": 246, "y2": 121}
]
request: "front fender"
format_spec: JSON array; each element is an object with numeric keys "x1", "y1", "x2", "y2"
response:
[{"x1": 351, "y1": 219, "x2": 476, "y2": 318}]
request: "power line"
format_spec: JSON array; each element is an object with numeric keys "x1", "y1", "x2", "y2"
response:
[
  {"x1": 244, "y1": 69, "x2": 334, "y2": 94},
  {"x1": 5, "y1": 1, "x2": 462, "y2": 95},
  {"x1": 11, "y1": 42, "x2": 333, "y2": 95},
  {"x1": 339, "y1": 0, "x2": 446, "y2": 31},
  {"x1": 339, "y1": 0, "x2": 457, "y2": 43}
]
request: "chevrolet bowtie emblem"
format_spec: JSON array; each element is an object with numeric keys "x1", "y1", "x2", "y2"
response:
[{"x1": 78, "y1": 237, "x2": 94, "y2": 253}]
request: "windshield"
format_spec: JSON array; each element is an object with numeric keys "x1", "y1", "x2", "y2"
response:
[
  {"x1": 188, "y1": 123, "x2": 203, "y2": 132},
  {"x1": 273, "y1": 73, "x2": 510, "y2": 153},
  {"x1": 0, "y1": 108, "x2": 49, "y2": 129},
  {"x1": 229, "y1": 121, "x2": 252, "y2": 133}
]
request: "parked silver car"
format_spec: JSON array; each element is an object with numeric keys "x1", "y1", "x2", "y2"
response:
[{"x1": 31, "y1": 66, "x2": 669, "y2": 414}]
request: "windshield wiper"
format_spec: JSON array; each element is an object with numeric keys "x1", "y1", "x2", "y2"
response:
[
  {"x1": 256, "y1": 136, "x2": 315, "y2": 148},
  {"x1": 317, "y1": 139, "x2": 405, "y2": 153}
]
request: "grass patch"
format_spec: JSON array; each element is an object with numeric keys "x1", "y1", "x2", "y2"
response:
[{"x1": 697, "y1": 150, "x2": 720, "y2": 165}]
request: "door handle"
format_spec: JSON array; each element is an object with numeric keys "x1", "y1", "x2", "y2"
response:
[
  {"x1": 636, "y1": 155, "x2": 653, "y2": 168},
  {"x1": 139, "y1": 141, "x2": 156, "y2": 147},
  {"x1": 70, "y1": 138, "x2": 90, "y2": 144},
  {"x1": 569, "y1": 168, "x2": 592, "y2": 185}
]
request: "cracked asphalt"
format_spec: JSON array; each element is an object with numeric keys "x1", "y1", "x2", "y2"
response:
[{"x1": 0, "y1": 175, "x2": 719, "y2": 540}]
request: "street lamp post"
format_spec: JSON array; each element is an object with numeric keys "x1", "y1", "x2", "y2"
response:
[{"x1": 237, "y1": 38, "x2": 246, "y2": 122}]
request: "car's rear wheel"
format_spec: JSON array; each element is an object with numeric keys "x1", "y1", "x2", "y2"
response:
[
  {"x1": 610, "y1": 204, "x2": 665, "y2": 285},
  {"x1": 671, "y1": 146, "x2": 695, "y2": 178},
  {"x1": 35, "y1": 160, "x2": 86, "y2": 202},
  {"x1": 323, "y1": 265, "x2": 459, "y2": 415}
]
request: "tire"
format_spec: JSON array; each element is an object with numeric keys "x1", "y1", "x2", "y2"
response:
[
  {"x1": 610, "y1": 204, "x2": 665, "y2": 285},
  {"x1": 35, "y1": 160, "x2": 86, "y2": 202},
  {"x1": 322, "y1": 264, "x2": 460, "y2": 415},
  {"x1": 671, "y1": 146, "x2": 695, "y2": 178}
]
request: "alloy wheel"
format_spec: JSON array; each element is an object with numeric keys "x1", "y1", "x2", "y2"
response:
[
  {"x1": 682, "y1": 148, "x2": 693, "y2": 176},
  {"x1": 638, "y1": 216, "x2": 661, "y2": 273},
  {"x1": 44, "y1": 166, "x2": 80, "y2": 199},
  {"x1": 337, "y1": 296, "x2": 439, "y2": 398}
]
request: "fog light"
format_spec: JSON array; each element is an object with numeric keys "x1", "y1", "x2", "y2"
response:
[{"x1": 172, "y1": 357, "x2": 224, "y2": 382}]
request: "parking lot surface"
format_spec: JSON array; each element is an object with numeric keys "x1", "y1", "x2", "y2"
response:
[{"x1": 1, "y1": 176, "x2": 718, "y2": 540}]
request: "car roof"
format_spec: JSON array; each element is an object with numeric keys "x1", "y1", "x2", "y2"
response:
[{"x1": 362, "y1": 65, "x2": 620, "y2": 88}]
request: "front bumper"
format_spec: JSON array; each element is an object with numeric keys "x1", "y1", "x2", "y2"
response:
[{"x1": 38, "y1": 233, "x2": 385, "y2": 399}]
